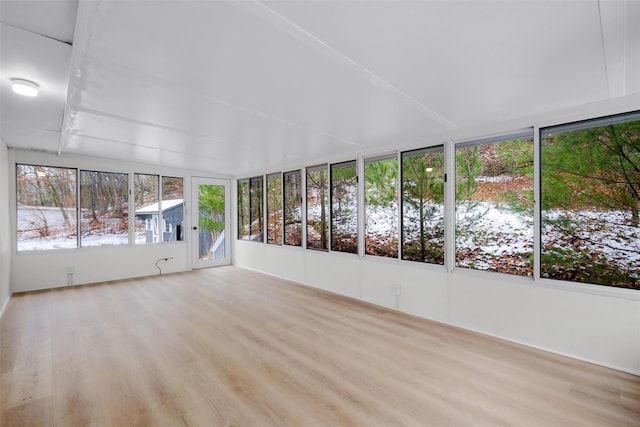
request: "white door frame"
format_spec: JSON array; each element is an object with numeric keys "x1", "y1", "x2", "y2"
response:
[{"x1": 191, "y1": 177, "x2": 231, "y2": 269}]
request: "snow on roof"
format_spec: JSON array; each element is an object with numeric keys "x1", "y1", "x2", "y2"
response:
[{"x1": 135, "y1": 199, "x2": 183, "y2": 214}]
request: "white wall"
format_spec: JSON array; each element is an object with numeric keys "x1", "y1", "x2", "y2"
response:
[
  {"x1": 0, "y1": 139, "x2": 11, "y2": 316},
  {"x1": 9, "y1": 150, "x2": 228, "y2": 292},
  {"x1": 233, "y1": 96, "x2": 640, "y2": 375},
  {"x1": 12, "y1": 243, "x2": 188, "y2": 292},
  {"x1": 235, "y1": 242, "x2": 640, "y2": 375}
]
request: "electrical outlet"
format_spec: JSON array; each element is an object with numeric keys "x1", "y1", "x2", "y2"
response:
[
  {"x1": 66, "y1": 265, "x2": 75, "y2": 274},
  {"x1": 392, "y1": 284, "x2": 402, "y2": 296}
]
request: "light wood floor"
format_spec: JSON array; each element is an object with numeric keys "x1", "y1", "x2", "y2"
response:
[{"x1": 1, "y1": 266, "x2": 639, "y2": 426}]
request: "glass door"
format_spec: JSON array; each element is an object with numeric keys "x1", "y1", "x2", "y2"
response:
[{"x1": 191, "y1": 177, "x2": 230, "y2": 268}]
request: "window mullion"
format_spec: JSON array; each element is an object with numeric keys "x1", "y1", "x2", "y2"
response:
[
  {"x1": 445, "y1": 139, "x2": 456, "y2": 272},
  {"x1": 533, "y1": 126, "x2": 542, "y2": 281}
]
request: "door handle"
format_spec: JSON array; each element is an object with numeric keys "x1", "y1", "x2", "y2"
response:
[{"x1": 193, "y1": 226, "x2": 197, "y2": 230}]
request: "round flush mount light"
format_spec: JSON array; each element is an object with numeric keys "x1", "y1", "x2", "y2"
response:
[{"x1": 11, "y1": 78, "x2": 39, "y2": 97}]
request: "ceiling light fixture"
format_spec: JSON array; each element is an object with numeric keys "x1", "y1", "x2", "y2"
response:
[{"x1": 11, "y1": 78, "x2": 39, "y2": 97}]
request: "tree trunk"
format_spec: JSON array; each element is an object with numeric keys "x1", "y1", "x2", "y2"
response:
[{"x1": 44, "y1": 175, "x2": 71, "y2": 228}]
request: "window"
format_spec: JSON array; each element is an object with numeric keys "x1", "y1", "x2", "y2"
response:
[
  {"x1": 283, "y1": 170, "x2": 302, "y2": 246},
  {"x1": 267, "y1": 173, "x2": 283, "y2": 245},
  {"x1": 237, "y1": 179, "x2": 250, "y2": 239},
  {"x1": 541, "y1": 113, "x2": 640, "y2": 289},
  {"x1": 237, "y1": 177, "x2": 263, "y2": 241},
  {"x1": 364, "y1": 155, "x2": 398, "y2": 258},
  {"x1": 16, "y1": 166, "x2": 183, "y2": 250},
  {"x1": 79, "y1": 170, "x2": 129, "y2": 247},
  {"x1": 134, "y1": 174, "x2": 159, "y2": 244},
  {"x1": 455, "y1": 135, "x2": 534, "y2": 276},
  {"x1": 331, "y1": 160, "x2": 358, "y2": 253},
  {"x1": 161, "y1": 176, "x2": 184, "y2": 242},
  {"x1": 249, "y1": 176, "x2": 264, "y2": 242},
  {"x1": 16, "y1": 165, "x2": 77, "y2": 251},
  {"x1": 401, "y1": 146, "x2": 445, "y2": 264},
  {"x1": 306, "y1": 165, "x2": 329, "y2": 251}
]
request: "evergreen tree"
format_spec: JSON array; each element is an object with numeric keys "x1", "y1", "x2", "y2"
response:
[
  {"x1": 541, "y1": 120, "x2": 640, "y2": 287},
  {"x1": 542, "y1": 121, "x2": 640, "y2": 224},
  {"x1": 401, "y1": 149, "x2": 445, "y2": 263}
]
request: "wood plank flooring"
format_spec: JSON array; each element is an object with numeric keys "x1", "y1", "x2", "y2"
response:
[{"x1": 1, "y1": 266, "x2": 639, "y2": 426}]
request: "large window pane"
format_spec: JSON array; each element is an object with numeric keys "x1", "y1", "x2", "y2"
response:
[
  {"x1": 284, "y1": 170, "x2": 302, "y2": 246},
  {"x1": 161, "y1": 176, "x2": 184, "y2": 242},
  {"x1": 250, "y1": 177, "x2": 264, "y2": 242},
  {"x1": 401, "y1": 146, "x2": 445, "y2": 264},
  {"x1": 80, "y1": 170, "x2": 129, "y2": 246},
  {"x1": 237, "y1": 177, "x2": 263, "y2": 242},
  {"x1": 306, "y1": 165, "x2": 328, "y2": 251},
  {"x1": 541, "y1": 114, "x2": 640, "y2": 289},
  {"x1": 16, "y1": 165, "x2": 77, "y2": 251},
  {"x1": 237, "y1": 179, "x2": 250, "y2": 239},
  {"x1": 331, "y1": 160, "x2": 358, "y2": 253},
  {"x1": 198, "y1": 183, "x2": 226, "y2": 259},
  {"x1": 134, "y1": 174, "x2": 159, "y2": 244},
  {"x1": 365, "y1": 155, "x2": 398, "y2": 258},
  {"x1": 455, "y1": 136, "x2": 534, "y2": 276},
  {"x1": 267, "y1": 173, "x2": 283, "y2": 245}
]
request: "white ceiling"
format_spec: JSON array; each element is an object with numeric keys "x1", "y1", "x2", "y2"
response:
[
  {"x1": 1, "y1": 0, "x2": 639, "y2": 177},
  {"x1": 1, "y1": 0, "x2": 75, "y2": 155}
]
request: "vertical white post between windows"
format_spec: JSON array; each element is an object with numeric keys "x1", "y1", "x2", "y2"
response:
[
  {"x1": 444, "y1": 139, "x2": 455, "y2": 272},
  {"x1": 357, "y1": 156, "x2": 366, "y2": 258},
  {"x1": 533, "y1": 127, "x2": 542, "y2": 281}
]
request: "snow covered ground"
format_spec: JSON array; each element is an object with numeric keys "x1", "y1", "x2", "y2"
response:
[
  {"x1": 16, "y1": 205, "x2": 140, "y2": 250},
  {"x1": 17, "y1": 232, "x2": 132, "y2": 251},
  {"x1": 542, "y1": 209, "x2": 640, "y2": 265},
  {"x1": 365, "y1": 200, "x2": 638, "y2": 275},
  {"x1": 455, "y1": 201, "x2": 533, "y2": 271},
  {"x1": 16, "y1": 201, "x2": 639, "y2": 278}
]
